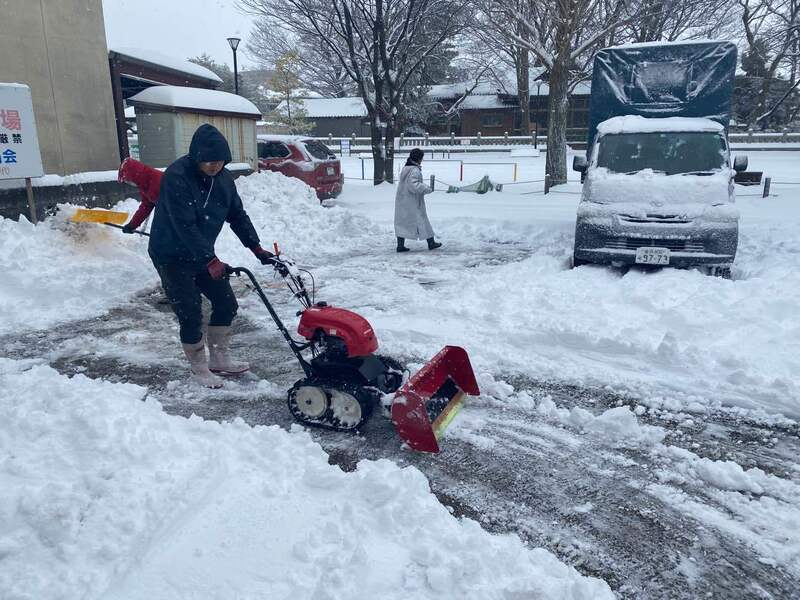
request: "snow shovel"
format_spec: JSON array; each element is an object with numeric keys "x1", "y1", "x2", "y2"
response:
[
  {"x1": 69, "y1": 208, "x2": 150, "y2": 237},
  {"x1": 71, "y1": 208, "x2": 129, "y2": 225},
  {"x1": 391, "y1": 346, "x2": 480, "y2": 453}
]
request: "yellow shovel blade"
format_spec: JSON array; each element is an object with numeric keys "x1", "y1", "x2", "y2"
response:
[{"x1": 70, "y1": 208, "x2": 129, "y2": 225}]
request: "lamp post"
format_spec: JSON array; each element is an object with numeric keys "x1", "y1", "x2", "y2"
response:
[
  {"x1": 535, "y1": 80, "x2": 543, "y2": 149},
  {"x1": 227, "y1": 37, "x2": 241, "y2": 95}
]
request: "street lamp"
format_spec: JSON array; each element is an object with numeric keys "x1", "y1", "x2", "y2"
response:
[
  {"x1": 227, "y1": 37, "x2": 241, "y2": 95},
  {"x1": 535, "y1": 80, "x2": 543, "y2": 149}
]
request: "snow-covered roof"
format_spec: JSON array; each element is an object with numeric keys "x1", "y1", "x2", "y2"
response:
[
  {"x1": 459, "y1": 95, "x2": 512, "y2": 110},
  {"x1": 129, "y1": 86, "x2": 261, "y2": 117},
  {"x1": 597, "y1": 116, "x2": 725, "y2": 135},
  {"x1": 109, "y1": 47, "x2": 223, "y2": 84},
  {"x1": 427, "y1": 81, "x2": 499, "y2": 99},
  {"x1": 276, "y1": 97, "x2": 367, "y2": 118}
]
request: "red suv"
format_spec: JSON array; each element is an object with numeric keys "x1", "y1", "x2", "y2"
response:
[{"x1": 257, "y1": 135, "x2": 343, "y2": 199}]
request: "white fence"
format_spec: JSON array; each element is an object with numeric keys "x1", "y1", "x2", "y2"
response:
[{"x1": 320, "y1": 130, "x2": 800, "y2": 154}]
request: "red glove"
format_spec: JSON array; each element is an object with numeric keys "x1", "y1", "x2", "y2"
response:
[
  {"x1": 251, "y1": 245, "x2": 276, "y2": 265},
  {"x1": 207, "y1": 257, "x2": 230, "y2": 280}
]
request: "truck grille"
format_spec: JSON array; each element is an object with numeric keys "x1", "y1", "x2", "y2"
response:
[
  {"x1": 619, "y1": 214, "x2": 692, "y2": 224},
  {"x1": 606, "y1": 238, "x2": 706, "y2": 252}
]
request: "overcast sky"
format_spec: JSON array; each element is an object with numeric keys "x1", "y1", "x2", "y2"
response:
[{"x1": 102, "y1": 0, "x2": 259, "y2": 70}]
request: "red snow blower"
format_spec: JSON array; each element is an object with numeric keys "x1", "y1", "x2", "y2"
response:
[
  {"x1": 228, "y1": 253, "x2": 480, "y2": 453},
  {"x1": 116, "y1": 157, "x2": 479, "y2": 451}
]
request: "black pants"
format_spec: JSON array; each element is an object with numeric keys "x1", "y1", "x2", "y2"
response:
[{"x1": 154, "y1": 262, "x2": 238, "y2": 344}]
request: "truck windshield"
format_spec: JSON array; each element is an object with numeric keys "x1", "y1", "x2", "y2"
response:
[{"x1": 596, "y1": 132, "x2": 726, "y2": 175}]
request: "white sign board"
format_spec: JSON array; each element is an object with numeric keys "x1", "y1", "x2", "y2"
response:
[
  {"x1": 0, "y1": 83, "x2": 44, "y2": 180},
  {"x1": 340, "y1": 139, "x2": 351, "y2": 157}
]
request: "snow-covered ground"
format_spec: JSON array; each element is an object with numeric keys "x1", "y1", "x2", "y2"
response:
[
  {"x1": 1, "y1": 151, "x2": 798, "y2": 598},
  {"x1": 1, "y1": 357, "x2": 609, "y2": 600},
  {"x1": 337, "y1": 151, "x2": 800, "y2": 420}
]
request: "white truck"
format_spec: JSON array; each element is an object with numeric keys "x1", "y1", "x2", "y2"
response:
[{"x1": 572, "y1": 41, "x2": 747, "y2": 277}]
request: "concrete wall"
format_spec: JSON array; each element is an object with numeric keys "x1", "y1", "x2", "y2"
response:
[{"x1": 0, "y1": 0, "x2": 119, "y2": 175}]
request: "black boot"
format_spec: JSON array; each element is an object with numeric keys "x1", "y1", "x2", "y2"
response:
[
  {"x1": 396, "y1": 237, "x2": 410, "y2": 253},
  {"x1": 427, "y1": 237, "x2": 442, "y2": 250}
]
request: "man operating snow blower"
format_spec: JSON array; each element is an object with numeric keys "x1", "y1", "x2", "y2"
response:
[{"x1": 148, "y1": 124, "x2": 278, "y2": 388}]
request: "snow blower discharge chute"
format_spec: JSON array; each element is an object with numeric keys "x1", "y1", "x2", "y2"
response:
[{"x1": 229, "y1": 258, "x2": 479, "y2": 453}]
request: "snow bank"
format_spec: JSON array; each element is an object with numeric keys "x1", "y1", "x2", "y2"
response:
[
  {"x1": 0, "y1": 171, "x2": 376, "y2": 336},
  {"x1": 0, "y1": 358, "x2": 613, "y2": 600},
  {"x1": 0, "y1": 200, "x2": 157, "y2": 335}
]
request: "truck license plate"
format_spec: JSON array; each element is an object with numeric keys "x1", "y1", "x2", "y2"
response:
[
  {"x1": 326, "y1": 167, "x2": 335, "y2": 176},
  {"x1": 635, "y1": 247, "x2": 670, "y2": 265}
]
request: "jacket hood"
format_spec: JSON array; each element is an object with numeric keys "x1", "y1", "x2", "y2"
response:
[{"x1": 189, "y1": 124, "x2": 232, "y2": 165}]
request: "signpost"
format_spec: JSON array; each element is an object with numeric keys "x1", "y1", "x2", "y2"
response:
[
  {"x1": 0, "y1": 83, "x2": 44, "y2": 223},
  {"x1": 340, "y1": 138, "x2": 351, "y2": 157}
]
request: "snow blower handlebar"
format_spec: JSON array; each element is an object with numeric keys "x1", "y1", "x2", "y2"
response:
[{"x1": 226, "y1": 265, "x2": 314, "y2": 376}]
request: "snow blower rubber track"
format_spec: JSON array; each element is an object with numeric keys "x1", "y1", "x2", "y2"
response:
[
  {"x1": 288, "y1": 378, "x2": 376, "y2": 431},
  {"x1": 391, "y1": 346, "x2": 480, "y2": 453}
]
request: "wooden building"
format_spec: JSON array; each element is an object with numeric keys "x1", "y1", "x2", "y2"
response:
[{"x1": 128, "y1": 86, "x2": 261, "y2": 171}]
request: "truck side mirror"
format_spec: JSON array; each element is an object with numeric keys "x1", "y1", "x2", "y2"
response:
[
  {"x1": 733, "y1": 155, "x2": 748, "y2": 172},
  {"x1": 573, "y1": 156, "x2": 588, "y2": 172}
]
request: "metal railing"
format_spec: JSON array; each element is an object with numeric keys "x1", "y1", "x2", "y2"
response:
[{"x1": 317, "y1": 129, "x2": 800, "y2": 154}]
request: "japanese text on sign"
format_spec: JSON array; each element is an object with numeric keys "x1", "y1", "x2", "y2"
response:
[{"x1": 0, "y1": 83, "x2": 43, "y2": 179}]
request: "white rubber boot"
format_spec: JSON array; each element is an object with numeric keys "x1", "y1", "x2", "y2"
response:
[
  {"x1": 182, "y1": 340, "x2": 224, "y2": 388},
  {"x1": 206, "y1": 325, "x2": 250, "y2": 375}
]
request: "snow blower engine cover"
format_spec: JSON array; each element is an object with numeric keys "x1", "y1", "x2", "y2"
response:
[{"x1": 297, "y1": 306, "x2": 378, "y2": 357}]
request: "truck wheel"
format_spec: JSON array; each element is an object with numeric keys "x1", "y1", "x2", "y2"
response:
[
  {"x1": 713, "y1": 266, "x2": 732, "y2": 279},
  {"x1": 572, "y1": 255, "x2": 590, "y2": 268}
]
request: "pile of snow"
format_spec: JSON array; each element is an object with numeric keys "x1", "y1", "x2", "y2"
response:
[
  {"x1": 217, "y1": 170, "x2": 386, "y2": 266},
  {"x1": 0, "y1": 200, "x2": 157, "y2": 335},
  {"x1": 0, "y1": 358, "x2": 613, "y2": 599},
  {"x1": 0, "y1": 171, "x2": 379, "y2": 336}
]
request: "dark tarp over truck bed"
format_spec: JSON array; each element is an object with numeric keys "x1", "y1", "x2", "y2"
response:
[{"x1": 587, "y1": 41, "x2": 738, "y2": 151}]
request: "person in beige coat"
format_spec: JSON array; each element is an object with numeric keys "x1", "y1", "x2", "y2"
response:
[{"x1": 394, "y1": 148, "x2": 441, "y2": 252}]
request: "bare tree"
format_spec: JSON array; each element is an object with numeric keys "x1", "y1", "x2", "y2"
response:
[
  {"x1": 738, "y1": 0, "x2": 800, "y2": 128},
  {"x1": 466, "y1": 6, "x2": 536, "y2": 136},
  {"x1": 482, "y1": 0, "x2": 635, "y2": 185},
  {"x1": 239, "y1": 0, "x2": 467, "y2": 184},
  {"x1": 247, "y1": 21, "x2": 357, "y2": 98},
  {"x1": 623, "y1": 0, "x2": 738, "y2": 42}
]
